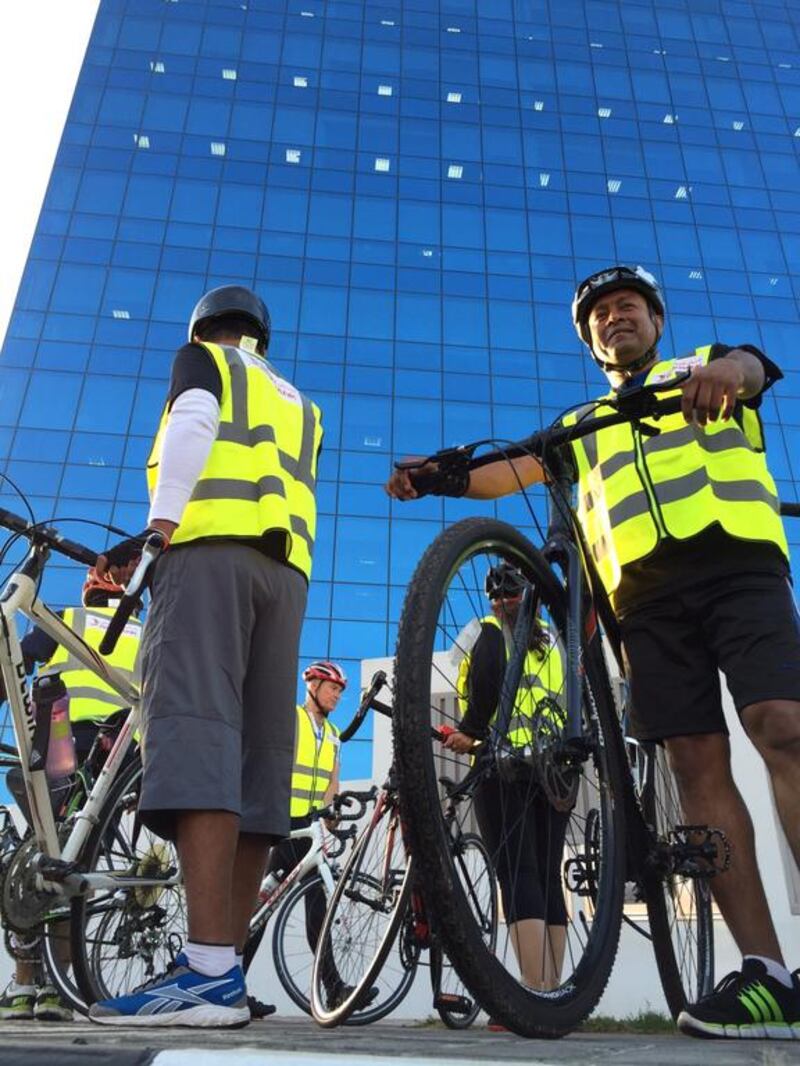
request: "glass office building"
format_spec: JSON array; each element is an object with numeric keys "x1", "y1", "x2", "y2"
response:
[{"x1": 2, "y1": 0, "x2": 799, "y2": 780}]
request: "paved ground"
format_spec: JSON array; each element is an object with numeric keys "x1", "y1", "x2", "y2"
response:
[{"x1": 0, "y1": 1017, "x2": 796, "y2": 1066}]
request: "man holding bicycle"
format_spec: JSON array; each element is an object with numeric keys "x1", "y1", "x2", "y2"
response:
[
  {"x1": 92, "y1": 286, "x2": 323, "y2": 1028},
  {"x1": 387, "y1": 264, "x2": 800, "y2": 1040}
]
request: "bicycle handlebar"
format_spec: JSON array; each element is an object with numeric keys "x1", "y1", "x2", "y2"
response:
[
  {"x1": 0, "y1": 507, "x2": 97, "y2": 567},
  {"x1": 396, "y1": 376, "x2": 689, "y2": 493},
  {"x1": 395, "y1": 375, "x2": 800, "y2": 523},
  {"x1": 338, "y1": 670, "x2": 391, "y2": 743},
  {"x1": 98, "y1": 532, "x2": 167, "y2": 655}
]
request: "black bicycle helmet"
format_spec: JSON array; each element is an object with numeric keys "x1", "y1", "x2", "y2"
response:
[
  {"x1": 188, "y1": 285, "x2": 272, "y2": 350},
  {"x1": 571, "y1": 265, "x2": 665, "y2": 374},
  {"x1": 485, "y1": 562, "x2": 527, "y2": 602}
]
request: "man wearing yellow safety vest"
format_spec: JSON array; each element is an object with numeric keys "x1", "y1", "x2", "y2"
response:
[
  {"x1": 94, "y1": 285, "x2": 322, "y2": 1028},
  {"x1": 262, "y1": 661, "x2": 349, "y2": 1010},
  {"x1": 0, "y1": 567, "x2": 141, "y2": 1024},
  {"x1": 387, "y1": 264, "x2": 800, "y2": 1040},
  {"x1": 447, "y1": 563, "x2": 569, "y2": 1009}
]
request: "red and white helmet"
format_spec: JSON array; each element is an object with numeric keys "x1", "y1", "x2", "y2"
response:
[
  {"x1": 82, "y1": 566, "x2": 125, "y2": 606},
  {"x1": 303, "y1": 661, "x2": 347, "y2": 689}
]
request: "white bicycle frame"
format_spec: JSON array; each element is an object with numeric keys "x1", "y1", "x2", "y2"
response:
[
  {"x1": 249, "y1": 818, "x2": 338, "y2": 932},
  {"x1": 0, "y1": 547, "x2": 177, "y2": 897}
]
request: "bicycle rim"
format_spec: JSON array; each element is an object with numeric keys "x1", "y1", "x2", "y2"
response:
[
  {"x1": 393, "y1": 517, "x2": 626, "y2": 1037},
  {"x1": 641, "y1": 744, "x2": 715, "y2": 1017},
  {"x1": 432, "y1": 833, "x2": 497, "y2": 1029},
  {"x1": 310, "y1": 797, "x2": 415, "y2": 1026}
]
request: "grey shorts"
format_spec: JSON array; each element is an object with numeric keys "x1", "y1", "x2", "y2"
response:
[{"x1": 137, "y1": 541, "x2": 307, "y2": 842}]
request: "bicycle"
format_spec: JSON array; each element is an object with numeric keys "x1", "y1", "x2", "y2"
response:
[
  {"x1": 390, "y1": 375, "x2": 795, "y2": 1037},
  {"x1": 310, "y1": 670, "x2": 498, "y2": 1029},
  {"x1": 239, "y1": 792, "x2": 386, "y2": 1021},
  {"x1": 0, "y1": 507, "x2": 177, "y2": 1015}
]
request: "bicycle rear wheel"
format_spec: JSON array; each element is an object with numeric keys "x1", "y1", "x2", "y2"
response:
[
  {"x1": 394, "y1": 517, "x2": 627, "y2": 1038},
  {"x1": 310, "y1": 793, "x2": 415, "y2": 1026},
  {"x1": 640, "y1": 743, "x2": 715, "y2": 1017},
  {"x1": 70, "y1": 759, "x2": 185, "y2": 1004}
]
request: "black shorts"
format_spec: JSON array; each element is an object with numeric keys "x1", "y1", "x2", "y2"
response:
[{"x1": 620, "y1": 571, "x2": 800, "y2": 742}]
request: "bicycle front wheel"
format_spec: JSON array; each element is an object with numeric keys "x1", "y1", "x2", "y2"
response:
[
  {"x1": 641, "y1": 743, "x2": 715, "y2": 1017},
  {"x1": 394, "y1": 517, "x2": 627, "y2": 1038},
  {"x1": 310, "y1": 794, "x2": 415, "y2": 1027}
]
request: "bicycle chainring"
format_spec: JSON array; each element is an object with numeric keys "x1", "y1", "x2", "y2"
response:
[{"x1": 0, "y1": 837, "x2": 59, "y2": 932}]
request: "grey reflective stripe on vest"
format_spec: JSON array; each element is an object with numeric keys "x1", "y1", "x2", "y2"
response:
[
  {"x1": 643, "y1": 423, "x2": 749, "y2": 457},
  {"x1": 213, "y1": 346, "x2": 317, "y2": 491},
  {"x1": 520, "y1": 673, "x2": 562, "y2": 702},
  {"x1": 654, "y1": 468, "x2": 779, "y2": 511},
  {"x1": 290, "y1": 515, "x2": 314, "y2": 554},
  {"x1": 190, "y1": 475, "x2": 287, "y2": 503},
  {"x1": 607, "y1": 490, "x2": 650, "y2": 527}
]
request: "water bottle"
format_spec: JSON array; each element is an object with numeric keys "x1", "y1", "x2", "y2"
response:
[
  {"x1": 32, "y1": 675, "x2": 76, "y2": 780},
  {"x1": 258, "y1": 870, "x2": 283, "y2": 903},
  {"x1": 46, "y1": 695, "x2": 77, "y2": 780}
]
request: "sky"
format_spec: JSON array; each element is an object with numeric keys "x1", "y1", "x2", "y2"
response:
[{"x1": 0, "y1": 1, "x2": 100, "y2": 346}]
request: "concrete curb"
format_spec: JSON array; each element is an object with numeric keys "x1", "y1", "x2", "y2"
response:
[{"x1": 0, "y1": 1046, "x2": 156, "y2": 1066}]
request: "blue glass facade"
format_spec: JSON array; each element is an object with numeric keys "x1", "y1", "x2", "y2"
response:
[{"x1": 1, "y1": 0, "x2": 799, "y2": 779}]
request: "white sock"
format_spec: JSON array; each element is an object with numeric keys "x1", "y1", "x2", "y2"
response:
[
  {"x1": 185, "y1": 941, "x2": 236, "y2": 977},
  {"x1": 235, "y1": 953, "x2": 243, "y2": 970},
  {"x1": 743, "y1": 955, "x2": 794, "y2": 988}
]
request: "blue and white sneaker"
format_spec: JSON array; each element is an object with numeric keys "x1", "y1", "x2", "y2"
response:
[{"x1": 88, "y1": 953, "x2": 249, "y2": 1028}]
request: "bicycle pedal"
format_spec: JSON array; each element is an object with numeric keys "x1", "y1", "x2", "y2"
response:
[{"x1": 433, "y1": 993, "x2": 472, "y2": 1015}]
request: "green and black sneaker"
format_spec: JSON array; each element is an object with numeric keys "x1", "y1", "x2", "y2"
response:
[
  {"x1": 0, "y1": 982, "x2": 36, "y2": 1021},
  {"x1": 33, "y1": 985, "x2": 72, "y2": 1022},
  {"x1": 678, "y1": 959, "x2": 800, "y2": 1040}
]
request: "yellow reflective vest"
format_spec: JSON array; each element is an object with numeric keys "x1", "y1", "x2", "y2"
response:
[
  {"x1": 457, "y1": 615, "x2": 565, "y2": 749},
  {"x1": 290, "y1": 705, "x2": 340, "y2": 818},
  {"x1": 563, "y1": 347, "x2": 788, "y2": 600},
  {"x1": 147, "y1": 342, "x2": 323, "y2": 581},
  {"x1": 38, "y1": 606, "x2": 141, "y2": 723}
]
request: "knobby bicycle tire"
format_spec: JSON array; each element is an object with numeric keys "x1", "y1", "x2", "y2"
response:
[
  {"x1": 393, "y1": 517, "x2": 627, "y2": 1037},
  {"x1": 310, "y1": 800, "x2": 415, "y2": 1027},
  {"x1": 70, "y1": 758, "x2": 185, "y2": 1004},
  {"x1": 641, "y1": 746, "x2": 715, "y2": 1018}
]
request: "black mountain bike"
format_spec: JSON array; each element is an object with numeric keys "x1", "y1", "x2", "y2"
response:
[{"x1": 391, "y1": 375, "x2": 797, "y2": 1037}]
